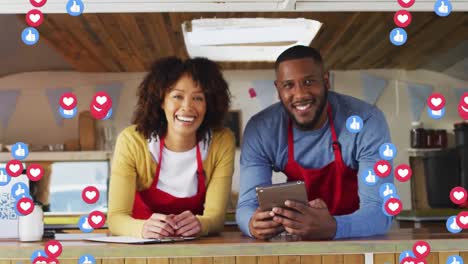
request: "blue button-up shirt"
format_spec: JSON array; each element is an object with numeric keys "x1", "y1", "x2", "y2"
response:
[{"x1": 236, "y1": 91, "x2": 394, "y2": 239}]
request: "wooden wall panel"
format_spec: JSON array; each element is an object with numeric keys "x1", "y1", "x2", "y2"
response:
[
  {"x1": 375, "y1": 253, "x2": 395, "y2": 264},
  {"x1": 60, "y1": 259, "x2": 79, "y2": 264},
  {"x1": 30, "y1": 12, "x2": 468, "y2": 73},
  {"x1": 258, "y1": 256, "x2": 279, "y2": 264},
  {"x1": 300, "y1": 256, "x2": 322, "y2": 264},
  {"x1": 126, "y1": 258, "x2": 147, "y2": 264},
  {"x1": 278, "y1": 256, "x2": 300, "y2": 264},
  {"x1": 102, "y1": 259, "x2": 125, "y2": 264},
  {"x1": 213, "y1": 257, "x2": 234, "y2": 264},
  {"x1": 148, "y1": 259, "x2": 170, "y2": 264},
  {"x1": 4, "y1": 252, "x2": 468, "y2": 264},
  {"x1": 236, "y1": 256, "x2": 257, "y2": 264},
  {"x1": 322, "y1": 255, "x2": 343, "y2": 264},
  {"x1": 169, "y1": 259, "x2": 191, "y2": 264},
  {"x1": 438, "y1": 252, "x2": 459, "y2": 264},
  {"x1": 192, "y1": 257, "x2": 213, "y2": 264},
  {"x1": 426, "y1": 252, "x2": 439, "y2": 264},
  {"x1": 343, "y1": 254, "x2": 364, "y2": 264}
]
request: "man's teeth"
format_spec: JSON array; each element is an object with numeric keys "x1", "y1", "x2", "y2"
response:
[
  {"x1": 295, "y1": 104, "x2": 311, "y2": 111},
  {"x1": 176, "y1": 116, "x2": 195, "y2": 122}
]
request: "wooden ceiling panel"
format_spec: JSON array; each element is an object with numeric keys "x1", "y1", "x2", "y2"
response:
[{"x1": 29, "y1": 12, "x2": 468, "y2": 72}]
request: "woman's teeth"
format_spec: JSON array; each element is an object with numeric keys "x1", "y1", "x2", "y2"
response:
[{"x1": 176, "y1": 115, "x2": 195, "y2": 122}]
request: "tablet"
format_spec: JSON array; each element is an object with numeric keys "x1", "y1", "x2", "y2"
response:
[{"x1": 256, "y1": 181, "x2": 308, "y2": 211}]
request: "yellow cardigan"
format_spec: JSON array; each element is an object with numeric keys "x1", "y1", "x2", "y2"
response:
[{"x1": 107, "y1": 125, "x2": 235, "y2": 238}]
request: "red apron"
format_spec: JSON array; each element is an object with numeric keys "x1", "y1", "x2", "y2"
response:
[
  {"x1": 132, "y1": 137, "x2": 206, "y2": 219},
  {"x1": 283, "y1": 104, "x2": 359, "y2": 215}
]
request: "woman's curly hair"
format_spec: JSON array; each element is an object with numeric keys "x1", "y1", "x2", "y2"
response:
[{"x1": 132, "y1": 56, "x2": 231, "y2": 142}]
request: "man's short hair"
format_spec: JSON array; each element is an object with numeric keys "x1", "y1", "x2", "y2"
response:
[{"x1": 275, "y1": 45, "x2": 323, "y2": 70}]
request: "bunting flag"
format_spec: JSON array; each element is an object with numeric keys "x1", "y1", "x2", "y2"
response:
[
  {"x1": 0, "y1": 90, "x2": 20, "y2": 128},
  {"x1": 95, "y1": 81, "x2": 123, "y2": 120},
  {"x1": 46, "y1": 88, "x2": 72, "y2": 127},
  {"x1": 252, "y1": 80, "x2": 275, "y2": 110},
  {"x1": 454, "y1": 87, "x2": 468, "y2": 102},
  {"x1": 360, "y1": 73, "x2": 388, "y2": 105},
  {"x1": 406, "y1": 82, "x2": 433, "y2": 122}
]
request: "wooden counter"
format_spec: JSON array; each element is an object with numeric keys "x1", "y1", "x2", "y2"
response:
[{"x1": 1, "y1": 228, "x2": 468, "y2": 264}]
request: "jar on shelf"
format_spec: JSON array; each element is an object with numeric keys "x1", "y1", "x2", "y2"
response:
[
  {"x1": 434, "y1": 129, "x2": 448, "y2": 148},
  {"x1": 426, "y1": 129, "x2": 436, "y2": 148},
  {"x1": 410, "y1": 122, "x2": 427, "y2": 148}
]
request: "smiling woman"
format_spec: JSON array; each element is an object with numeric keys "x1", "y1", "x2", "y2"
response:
[{"x1": 107, "y1": 56, "x2": 235, "y2": 239}]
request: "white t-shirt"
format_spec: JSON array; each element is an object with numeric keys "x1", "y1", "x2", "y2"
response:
[{"x1": 147, "y1": 134, "x2": 210, "y2": 198}]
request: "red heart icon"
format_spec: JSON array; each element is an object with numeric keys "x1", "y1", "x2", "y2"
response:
[
  {"x1": 16, "y1": 197, "x2": 34, "y2": 216},
  {"x1": 412, "y1": 240, "x2": 431, "y2": 259},
  {"x1": 394, "y1": 164, "x2": 412, "y2": 182},
  {"x1": 27, "y1": 164, "x2": 44, "y2": 182},
  {"x1": 456, "y1": 211, "x2": 468, "y2": 229},
  {"x1": 393, "y1": 10, "x2": 412, "y2": 28},
  {"x1": 458, "y1": 101, "x2": 468, "y2": 120},
  {"x1": 414, "y1": 258, "x2": 427, "y2": 264},
  {"x1": 384, "y1": 197, "x2": 402, "y2": 216},
  {"x1": 59, "y1": 92, "x2": 78, "y2": 110},
  {"x1": 25, "y1": 9, "x2": 44, "y2": 27},
  {"x1": 90, "y1": 91, "x2": 112, "y2": 120},
  {"x1": 93, "y1": 91, "x2": 112, "y2": 109},
  {"x1": 44, "y1": 240, "x2": 63, "y2": 258},
  {"x1": 6, "y1": 160, "x2": 24, "y2": 177},
  {"x1": 401, "y1": 256, "x2": 417, "y2": 264},
  {"x1": 460, "y1": 92, "x2": 468, "y2": 107},
  {"x1": 82, "y1": 186, "x2": 100, "y2": 204},
  {"x1": 450, "y1": 186, "x2": 468, "y2": 205},
  {"x1": 47, "y1": 258, "x2": 59, "y2": 264},
  {"x1": 33, "y1": 256, "x2": 48, "y2": 264},
  {"x1": 397, "y1": 0, "x2": 415, "y2": 8},
  {"x1": 426, "y1": 93, "x2": 446, "y2": 111},
  {"x1": 30, "y1": 0, "x2": 47, "y2": 8},
  {"x1": 88, "y1": 210, "x2": 106, "y2": 229},
  {"x1": 374, "y1": 160, "x2": 392, "y2": 178}
]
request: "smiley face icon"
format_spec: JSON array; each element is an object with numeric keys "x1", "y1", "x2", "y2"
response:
[{"x1": 458, "y1": 92, "x2": 468, "y2": 120}]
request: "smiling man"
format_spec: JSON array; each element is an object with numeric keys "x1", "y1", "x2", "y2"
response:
[{"x1": 236, "y1": 45, "x2": 394, "y2": 240}]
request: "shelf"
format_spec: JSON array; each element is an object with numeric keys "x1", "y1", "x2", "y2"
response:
[
  {"x1": 407, "y1": 148, "x2": 445, "y2": 157},
  {"x1": 0, "y1": 151, "x2": 112, "y2": 162}
]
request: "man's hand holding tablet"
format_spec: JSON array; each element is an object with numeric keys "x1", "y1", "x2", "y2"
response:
[{"x1": 250, "y1": 181, "x2": 336, "y2": 240}]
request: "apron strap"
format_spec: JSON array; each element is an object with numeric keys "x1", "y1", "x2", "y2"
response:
[
  {"x1": 154, "y1": 137, "x2": 165, "y2": 182},
  {"x1": 287, "y1": 119, "x2": 295, "y2": 163},
  {"x1": 326, "y1": 103, "x2": 345, "y2": 171}
]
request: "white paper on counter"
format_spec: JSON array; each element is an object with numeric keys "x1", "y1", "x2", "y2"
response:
[{"x1": 84, "y1": 236, "x2": 196, "y2": 244}]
